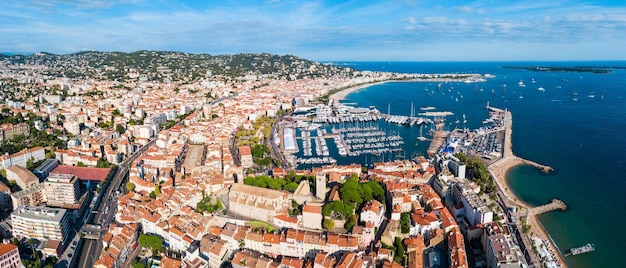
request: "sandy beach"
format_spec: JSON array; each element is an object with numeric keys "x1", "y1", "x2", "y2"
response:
[
  {"x1": 329, "y1": 81, "x2": 389, "y2": 103},
  {"x1": 489, "y1": 111, "x2": 567, "y2": 267}
]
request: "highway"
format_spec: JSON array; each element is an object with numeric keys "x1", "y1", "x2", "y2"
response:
[{"x1": 76, "y1": 139, "x2": 155, "y2": 268}]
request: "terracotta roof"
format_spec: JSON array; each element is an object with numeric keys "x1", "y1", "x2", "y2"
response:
[
  {"x1": 0, "y1": 243, "x2": 18, "y2": 256},
  {"x1": 51, "y1": 165, "x2": 110, "y2": 182},
  {"x1": 303, "y1": 204, "x2": 322, "y2": 214}
]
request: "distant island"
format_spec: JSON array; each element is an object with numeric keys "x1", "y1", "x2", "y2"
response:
[{"x1": 502, "y1": 65, "x2": 626, "y2": 74}]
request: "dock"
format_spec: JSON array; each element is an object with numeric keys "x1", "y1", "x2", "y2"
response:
[
  {"x1": 427, "y1": 118, "x2": 451, "y2": 156},
  {"x1": 564, "y1": 243, "x2": 595, "y2": 257}
]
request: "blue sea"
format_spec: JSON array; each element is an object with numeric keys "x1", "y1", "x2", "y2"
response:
[{"x1": 310, "y1": 62, "x2": 626, "y2": 267}]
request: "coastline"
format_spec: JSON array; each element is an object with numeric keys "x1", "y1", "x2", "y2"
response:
[
  {"x1": 488, "y1": 110, "x2": 567, "y2": 267},
  {"x1": 329, "y1": 81, "x2": 390, "y2": 103}
]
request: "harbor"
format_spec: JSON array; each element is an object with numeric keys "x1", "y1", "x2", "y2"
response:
[{"x1": 278, "y1": 100, "x2": 461, "y2": 168}]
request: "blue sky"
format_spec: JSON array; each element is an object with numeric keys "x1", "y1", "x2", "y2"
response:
[{"x1": 2, "y1": 0, "x2": 626, "y2": 61}]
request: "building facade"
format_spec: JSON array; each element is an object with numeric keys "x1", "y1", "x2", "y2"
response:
[
  {"x1": 43, "y1": 173, "x2": 79, "y2": 206},
  {"x1": 11, "y1": 205, "x2": 70, "y2": 241},
  {"x1": 0, "y1": 243, "x2": 22, "y2": 268},
  {"x1": 5, "y1": 165, "x2": 39, "y2": 191}
]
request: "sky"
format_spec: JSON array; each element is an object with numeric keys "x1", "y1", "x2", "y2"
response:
[{"x1": 2, "y1": 0, "x2": 626, "y2": 61}]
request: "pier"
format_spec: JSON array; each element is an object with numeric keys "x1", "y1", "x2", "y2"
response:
[
  {"x1": 519, "y1": 158, "x2": 554, "y2": 173},
  {"x1": 564, "y1": 243, "x2": 595, "y2": 257},
  {"x1": 529, "y1": 199, "x2": 567, "y2": 216},
  {"x1": 427, "y1": 118, "x2": 451, "y2": 156}
]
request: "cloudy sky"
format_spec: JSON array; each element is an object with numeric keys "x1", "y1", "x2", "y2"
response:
[{"x1": 2, "y1": 0, "x2": 626, "y2": 61}]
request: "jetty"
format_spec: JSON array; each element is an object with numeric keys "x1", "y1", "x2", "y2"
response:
[
  {"x1": 564, "y1": 243, "x2": 595, "y2": 257},
  {"x1": 483, "y1": 106, "x2": 567, "y2": 267},
  {"x1": 529, "y1": 199, "x2": 567, "y2": 216}
]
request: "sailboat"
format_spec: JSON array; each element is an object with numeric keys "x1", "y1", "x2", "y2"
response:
[{"x1": 417, "y1": 125, "x2": 429, "y2": 141}]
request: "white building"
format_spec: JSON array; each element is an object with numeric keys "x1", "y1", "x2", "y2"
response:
[
  {"x1": 43, "y1": 173, "x2": 79, "y2": 206},
  {"x1": 453, "y1": 182, "x2": 493, "y2": 226},
  {"x1": 0, "y1": 147, "x2": 45, "y2": 169},
  {"x1": 360, "y1": 200, "x2": 385, "y2": 228},
  {"x1": 11, "y1": 205, "x2": 70, "y2": 241}
]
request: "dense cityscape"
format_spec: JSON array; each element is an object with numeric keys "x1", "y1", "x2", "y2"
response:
[{"x1": 0, "y1": 51, "x2": 574, "y2": 268}]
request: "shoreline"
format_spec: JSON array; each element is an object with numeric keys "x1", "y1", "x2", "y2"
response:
[
  {"x1": 328, "y1": 75, "x2": 484, "y2": 104},
  {"x1": 329, "y1": 81, "x2": 390, "y2": 103},
  {"x1": 488, "y1": 110, "x2": 567, "y2": 267}
]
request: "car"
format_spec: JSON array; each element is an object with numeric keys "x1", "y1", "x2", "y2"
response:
[
  {"x1": 68, "y1": 254, "x2": 73, "y2": 258},
  {"x1": 72, "y1": 241, "x2": 78, "y2": 246}
]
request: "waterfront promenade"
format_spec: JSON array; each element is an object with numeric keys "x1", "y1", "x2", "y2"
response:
[{"x1": 487, "y1": 109, "x2": 567, "y2": 267}]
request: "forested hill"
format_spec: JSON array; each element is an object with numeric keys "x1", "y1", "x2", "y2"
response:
[{"x1": 0, "y1": 50, "x2": 353, "y2": 82}]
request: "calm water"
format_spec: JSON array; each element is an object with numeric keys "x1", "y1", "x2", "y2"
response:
[{"x1": 316, "y1": 62, "x2": 626, "y2": 267}]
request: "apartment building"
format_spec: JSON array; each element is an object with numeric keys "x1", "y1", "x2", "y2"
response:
[
  {"x1": 43, "y1": 173, "x2": 80, "y2": 206},
  {"x1": 11, "y1": 205, "x2": 70, "y2": 241}
]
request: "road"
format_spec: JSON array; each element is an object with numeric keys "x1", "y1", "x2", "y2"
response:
[
  {"x1": 76, "y1": 139, "x2": 155, "y2": 268},
  {"x1": 75, "y1": 98, "x2": 230, "y2": 268}
]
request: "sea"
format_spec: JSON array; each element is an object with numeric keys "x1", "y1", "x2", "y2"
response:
[{"x1": 296, "y1": 61, "x2": 626, "y2": 267}]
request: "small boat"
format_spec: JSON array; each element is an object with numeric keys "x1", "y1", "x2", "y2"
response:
[
  {"x1": 572, "y1": 98, "x2": 578, "y2": 102},
  {"x1": 518, "y1": 80, "x2": 526, "y2": 87},
  {"x1": 463, "y1": 114, "x2": 467, "y2": 124},
  {"x1": 519, "y1": 95, "x2": 524, "y2": 99},
  {"x1": 531, "y1": 78, "x2": 536, "y2": 84},
  {"x1": 588, "y1": 92, "x2": 596, "y2": 98},
  {"x1": 538, "y1": 87, "x2": 545, "y2": 92}
]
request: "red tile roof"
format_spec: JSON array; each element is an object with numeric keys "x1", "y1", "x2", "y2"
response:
[{"x1": 51, "y1": 165, "x2": 111, "y2": 182}]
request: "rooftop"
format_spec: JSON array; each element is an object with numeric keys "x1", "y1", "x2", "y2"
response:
[{"x1": 12, "y1": 205, "x2": 67, "y2": 223}]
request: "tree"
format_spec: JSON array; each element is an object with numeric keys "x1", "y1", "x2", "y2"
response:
[
  {"x1": 400, "y1": 212, "x2": 411, "y2": 233},
  {"x1": 323, "y1": 219, "x2": 335, "y2": 230},
  {"x1": 138, "y1": 234, "x2": 164, "y2": 253},
  {"x1": 115, "y1": 124, "x2": 125, "y2": 134},
  {"x1": 344, "y1": 215, "x2": 357, "y2": 231},
  {"x1": 340, "y1": 177, "x2": 363, "y2": 206},
  {"x1": 393, "y1": 237, "x2": 407, "y2": 265},
  {"x1": 322, "y1": 201, "x2": 354, "y2": 220},
  {"x1": 0, "y1": 169, "x2": 6, "y2": 179},
  {"x1": 97, "y1": 159, "x2": 112, "y2": 168},
  {"x1": 26, "y1": 158, "x2": 36, "y2": 171},
  {"x1": 126, "y1": 182, "x2": 135, "y2": 192},
  {"x1": 154, "y1": 184, "x2": 161, "y2": 196},
  {"x1": 284, "y1": 182, "x2": 299, "y2": 192},
  {"x1": 76, "y1": 161, "x2": 86, "y2": 167}
]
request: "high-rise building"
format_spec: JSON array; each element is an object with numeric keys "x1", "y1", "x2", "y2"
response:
[
  {"x1": 11, "y1": 205, "x2": 70, "y2": 241},
  {"x1": 43, "y1": 173, "x2": 79, "y2": 206}
]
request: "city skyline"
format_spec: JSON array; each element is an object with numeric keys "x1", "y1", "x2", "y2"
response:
[{"x1": 2, "y1": 0, "x2": 626, "y2": 61}]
